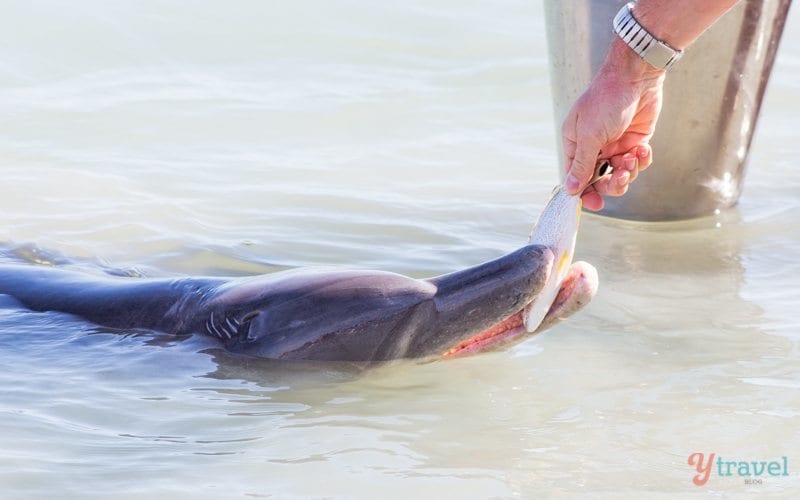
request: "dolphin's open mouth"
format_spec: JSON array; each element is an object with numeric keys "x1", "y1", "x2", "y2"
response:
[
  {"x1": 440, "y1": 260, "x2": 597, "y2": 358},
  {"x1": 441, "y1": 310, "x2": 525, "y2": 358}
]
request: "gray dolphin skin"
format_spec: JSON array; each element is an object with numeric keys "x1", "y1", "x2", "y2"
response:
[{"x1": 0, "y1": 245, "x2": 567, "y2": 362}]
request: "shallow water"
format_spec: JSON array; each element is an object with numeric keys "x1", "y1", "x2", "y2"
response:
[{"x1": 1, "y1": 1, "x2": 799, "y2": 497}]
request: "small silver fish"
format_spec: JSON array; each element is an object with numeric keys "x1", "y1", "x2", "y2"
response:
[{"x1": 523, "y1": 162, "x2": 611, "y2": 332}]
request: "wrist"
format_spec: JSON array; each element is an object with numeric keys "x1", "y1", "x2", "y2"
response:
[{"x1": 603, "y1": 37, "x2": 666, "y2": 84}]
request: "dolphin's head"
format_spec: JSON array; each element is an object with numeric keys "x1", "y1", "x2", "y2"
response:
[
  {"x1": 207, "y1": 269, "x2": 439, "y2": 361},
  {"x1": 199, "y1": 245, "x2": 572, "y2": 363}
]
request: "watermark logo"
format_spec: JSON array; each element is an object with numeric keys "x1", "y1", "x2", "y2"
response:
[{"x1": 688, "y1": 452, "x2": 789, "y2": 486}]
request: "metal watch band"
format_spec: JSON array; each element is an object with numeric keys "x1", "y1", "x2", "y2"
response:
[{"x1": 613, "y1": 2, "x2": 683, "y2": 71}]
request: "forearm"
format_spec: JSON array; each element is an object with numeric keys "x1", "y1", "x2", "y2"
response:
[
  {"x1": 633, "y1": 0, "x2": 740, "y2": 50},
  {"x1": 602, "y1": 0, "x2": 740, "y2": 84}
]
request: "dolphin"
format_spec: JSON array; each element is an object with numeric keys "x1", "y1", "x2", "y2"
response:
[
  {"x1": 0, "y1": 245, "x2": 594, "y2": 361},
  {"x1": 0, "y1": 175, "x2": 605, "y2": 362}
]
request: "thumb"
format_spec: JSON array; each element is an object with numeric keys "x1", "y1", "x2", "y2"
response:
[{"x1": 565, "y1": 138, "x2": 601, "y2": 195}]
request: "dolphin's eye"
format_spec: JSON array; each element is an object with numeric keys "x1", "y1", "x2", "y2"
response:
[{"x1": 241, "y1": 311, "x2": 260, "y2": 323}]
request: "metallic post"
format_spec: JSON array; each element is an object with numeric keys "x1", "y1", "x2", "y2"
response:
[{"x1": 544, "y1": 0, "x2": 791, "y2": 221}]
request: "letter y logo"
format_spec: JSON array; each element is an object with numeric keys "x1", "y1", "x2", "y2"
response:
[{"x1": 688, "y1": 452, "x2": 715, "y2": 486}]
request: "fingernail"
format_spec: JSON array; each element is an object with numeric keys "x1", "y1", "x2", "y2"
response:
[
  {"x1": 637, "y1": 147, "x2": 649, "y2": 158},
  {"x1": 566, "y1": 175, "x2": 580, "y2": 193},
  {"x1": 623, "y1": 155, "x2": 636, "y2": 171},
  {"x1": 617, "y1": 171, "x2": 630, "y2": 187}
]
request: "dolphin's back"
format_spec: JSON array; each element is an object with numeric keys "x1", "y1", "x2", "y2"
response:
[{"x1": 0, "y1": 265, "x2": 219, "y2": 333}]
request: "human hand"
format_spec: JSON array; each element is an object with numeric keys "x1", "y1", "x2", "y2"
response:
[{"x1": 562, "y1": 39, "x2": 666, "y2": 211}]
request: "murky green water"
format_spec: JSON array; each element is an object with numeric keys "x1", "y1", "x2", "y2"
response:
[{"x1": 0, "y1": 1, "x2": 798, "y2": 497}]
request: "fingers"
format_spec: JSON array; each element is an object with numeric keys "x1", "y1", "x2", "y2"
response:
[
  {"x1": 606, "y1": 155, "x2": 635, "y2": 195},
  {"x1": 580, "y1": 187, "x2": 604, "y2": 211},
  {"x1": 565, "y1": 136, "x2": 602, "y2": 195},
  {"x1": 561, "y1": 104, "x2": 603, "y2": 196},
  {"x1": 592, "y1": 144, "x2": 652, "y2": 198},
  {"x1": 636, "y1": 143, "x2": 653, "y2": 170}
]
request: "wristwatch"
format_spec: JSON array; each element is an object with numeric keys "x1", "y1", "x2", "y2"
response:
[{"x1": 613, "y1": 2, "x2": 683, "y2": 71}]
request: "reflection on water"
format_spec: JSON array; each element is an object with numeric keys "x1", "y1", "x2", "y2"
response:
[
  {"x1": 580, "y1": 209, "x2": 763, "y2": 339},
  {"x1": 1, "y1": 0, "x2": 799, "y2": 497}
]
